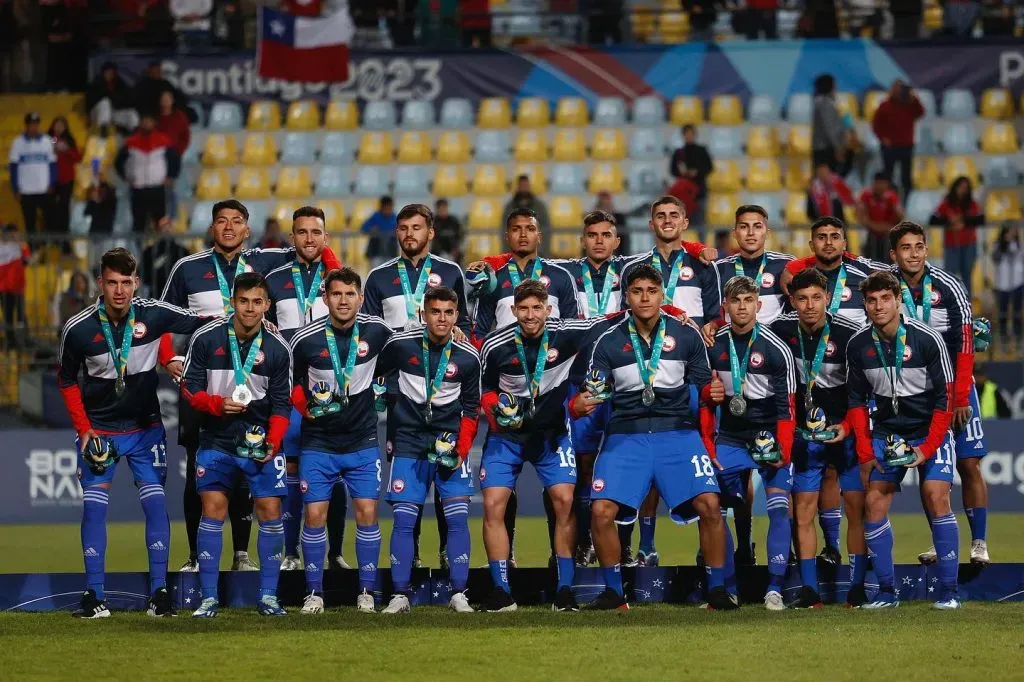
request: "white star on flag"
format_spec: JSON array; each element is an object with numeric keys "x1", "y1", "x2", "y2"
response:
[
  {"x1": 928, "y1": 586, "x2": 935, "y2": 593},
  {"x1": 652, "y1": 579, "x2": 663, "y2": 588},
  {"x1": 185, "y1": 597, "x2": 191, "y2": 604},
  {"x1": 433, "y1": 591, "x2": 439, "y2": 598},
  {"x1": 902, "y1": 577, "x2": 913, "y2": 585},
  {"x1": 270, "y1": 19, "x2": 286, "y2": 36}
]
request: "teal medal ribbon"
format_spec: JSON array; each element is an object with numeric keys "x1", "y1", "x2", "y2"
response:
[
  {"x1": 226, "y1": 319, "x2": 263, "y2": 406},
  {"x1": 508, "y1": 258, "x2": 542, "y2": 291},
  {"x1": 581, "y1": 260, "x2": 616, "y2": 317},
  {"x1": 628, "y1": 315, "x2": 665, "y2": 407},
  {"x1": 651, "y1": 249, "x2": 682, "y2": 305},
  {"x1": 727, "y1": 325, "x2": 759, "y2": 417},
  {"x1": 513, "y1": 326, "x2": 549, "y2": 420},
  {"x1": 827, "y1": 264, "x2": 848, "y2": 316},
  {"x1": 97, "y1": 302, "x2": 135, "y2": 397},
  {"x1": 736, "y1": 253, "x2": 767, "y2": 288},
  {"x1": 870, "y1": 321, "x2": 907, "y2": 416},
  {"x1": 900, "y1": 273, "x2": 932, "y2": 324},
  {"x1": 397, "y1": 255, "x2": 433, "y2": 327},
  {"x1": 421, "y1": 330, "x2": 453, "y2": 423},
  {"x1": 291, "y1": 261, "x2": 323, "y2": 323},
  {"x1": 324, "y1": 322, "x2": 359, "y2": 409},
  {"x1": 797, "y1": 320, "x2": 831, "y2": 413},
  {"x1": 212, "y1": 252, "x2": 248, "y2": 315}
]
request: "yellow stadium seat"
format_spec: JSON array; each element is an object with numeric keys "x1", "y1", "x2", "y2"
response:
[
  {"x1": 912, "y1": 157, "x2": 942, "y2": 190},
  {"x1": 396, "y1": 131, "x2": 433, "y2": 164},
  {"x1": 588, "y1": 162, "x2": 624, "y2": 193},
  {"x1": 271, "y1": 201, "x2": 300, "y2": 228},
  {"x1": 784, "y1": 192, "x2": 809, "y2": 225},
  {"x1": 746, "y1": 126, "x2": 780, "y2": 158},
  {"x1": 512, "y1": 164, "x2": 547, "y2": 192},
  {"x1": 707, "y1": 159, "x2": 741, "y2": 193},
  {"x1": 631, "y1": 9, "x2": 656, "y2": 40},
  {"x1": 670, "y1": 96, "x2": 704, "y2": 126},
  {"x1": 240, "y1": 134, "x2": 278, "y2": 166},
  {"x1": 517, "y1": 97, "x2": 550, "y2": 127},
  {"x1": 349, "y1": 199, "x2": 378, "y2": 229},
  {"x1": 341, "y1": 235, "x2": 369, "y2": 270},
  {"x1": 924, "y1": 4, "x2": 943, "y2": 30},
  {"x1": 464, "y1": 234, "x2": 503, "y2": 263},
  {"x1": 835, "y1": 92, "x2": 858, "y2": 119},
  {"x1": 471, "y1": 165, "x2": 508, "y2": 196},
  {"x1": 657, "y1": 12, "x2": 689, "y2": 42},
  {"x1": 863, "y1": 90, "x2": 886, "y2": 122},
  {"x1": 550, "y1": 196, "x2": 584, "y2": 229},
  {"x1": 554, "y1": 97, "x2": 589, "y2": 126},
  {"x1": 201, "y1": 134, "x2": 238, "y2": 166},
  {"x1": 478, "y1": 97, "x2": 512, "y2": 128},
  {"x1": 435, "y1": 131, "x2": 470, "y2": 163},
  {"x1": 467, "y1": 198, "x2": 503, "y2": 230},
  {"x1": 285, "y1": 100, "x2": 321, "y2": 130},
  {"x1": 842, "y1": 204, "x2": 859, "y2": 228},
  {"x1": 83, "y1": 136, "x2": 118, "y2": 168},
  {"x1": 550, "y1": 233, "x2": 581, "y2": 259},
  {"x1": 591, "y1": 129, "x2": 626, "y2": 161},
  {"x1": 980, "y1": 88, "x2": 1013, "y2": 119},
  {"x1": 315, "y1": 200, "x2": 347, "y2": 230},
  {"x1": 745, "y1": 159, "x2": 782, "y2": 191},
  {"x1": 707, "y1": 193, "x2": 738, "y2": 226},
  {"x1": 708, "y1": 95, "x2": 743, "y2": 126},
  {"x1": 787, "y1": 125, "x2": 811, "y2": 157},
  {"x1": 357, "y1": 132, "x2": 394, "y2": 164},
  {"x1": 981, "y1": 123, "x2": 1019, "y2": 154},
  {"x1": 433, "y1": 165, "x2": 468, "y2": 197},
  {"x1": 276, "y1": 167, "x2": 312, "y2": 199},
  {"x1": 514, "y1": 130, "x2": 549, "y2": 162},
  {"x1": 325, "y1": 100, "x2": 359, "y2": 130},
  {"x1": 247, "y1": 100, "x2": 281, "y2": 130},
  {"x1": 784, "y1": 159, "x2": 811, "y2": 192},
  {"x1": 552, "y1": 129, "x2": 587, "y2": 162},
  {"x1": 985, "y1": 190, "x2": 1022, "y2": 221},
  {"x1": 235, "y1": 168, "x2": 272, "y2": 200},
  {"x1": 196, "y1": 169, "x2": 232, "y2": 200},
  {"x1": 71, "y1": 163, "x2": 96, "y2": 200},
  {"x1": 942, "y1": 156, "x2": 980, "y2": 185}
]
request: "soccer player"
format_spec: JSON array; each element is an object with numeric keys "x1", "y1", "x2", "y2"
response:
[
  {"x1": 376, "y1": 286, "x2": 481, "y2": 614},
  {"x1": 58, "y1": 248, "x2": 209, "y2": 618},
  {"x1": 769, "y1": 269, "x2": 867, "y2": 607},
  {"x1": 704, "y1": 275, "x2": 797, "y2": 610},
  {"x1": 579, "y1": 263, "x2": 734, "y2": 611},
  {"x1": 289, "y1": 267, "x2": 393, "y2": 614},
  {"x1": 181, "y1": 272, "x2": 293, "y2": 617},
  {"x1": 846, "y1": 271, "x2": 960, "y2": 609}
]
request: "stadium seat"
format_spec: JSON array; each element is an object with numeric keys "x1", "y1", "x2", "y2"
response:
[
  {"x1": 915, "y1": 89, "x2": 937, "y2": 118},
  {"x1": 320, "y1": 132, "x2": 358, "y2": 164},
  {"x1": 208, "y1": 101, "x2": 243, "y2": 131},
  {"x1": 745, "y1": 159, "x2": 782, "y2": 191},
  {"x1": 835, "y1": 92, "x2": 858, "y2": 119},
  {"x1": 433, "y1": 165, "x2": 468, "y2": 197},
  {"x1": 628, "y1": 162, "x2": 665, "y2": 195},
  {"x1": 784, "y1": 159, "x2": 811, "y2": 192},
  {"x1": 190, "y1": 201, "x2": 216, "y2": 234},
  {"x1": 940, "y1": 88, "x2": 975, "y2": 120},
  {"x1": 357, "y1": 132, "x2": 394, "y2": 164},
  {"x1": 514, "y1": 130, "x2": 549, "y2": 161},
  {"x1": 706, "y1": 127, "x2": 743, "y2": 159},
  {"x1": 985, "y1": 156, "x2": 1021, "y2": 189},
  {"x1": 439, "y1": 98, "x2": 474, "y2": 129},
  {"x1": 201, "y1": 134, "x2": 238, "y2": 166},
  {"x1": 707, "y1": 159, "x2": 741, "y2": 193},
  {"x1": 591, "y1": 129, "x2": 626, "y2": 161},
  {"x1": 904, "y1": 190, "x2": 942, "y2": 223},
  {"x1": 354, "y1": 166, "x2": 391, "y2": 196},
  {"x1": 552, "y1": 129, "x2": 587, "y2": 162},
  {"x1": 464, "y1": 234, "x2": 503, "y2": 263},
  {"x1": 784, "y1": 192, "x2": 810, "y2": 225},
  {"x1": 589, "y1": 162, "x2": 624, "y2": 193},
  {"x1": 980, "y1": 87, "x2": 1014, "y2": 119},
  {"x1": 942, "y1": 156, "x2": 980, "y2": 185},
  {"x1": 747, "y1": 95, "x2": 779, "y2": 124},
  {"x1": 912, "y1": 157, "x2": 942, "y2": 190},
  {"x1": 475, "y1": 130, "x2": 511, "y2": 163},
  {"x1": 981, "y1": 123, "x2": 1019, "y2": 154},
  {"x1": 363, "y1": 101, "x2": 398, "y2": 130},
  {"x1": 554, "y1": 97, "x2": 588, "y2": 126},
  {"x1": 787, "y1": 125, "x2": 811, "y2": 157},
  {"x1": 513, "y1": 164, "x2": 547, "y2": 191},
  {"x1": 743, "y1": 192, "x2": 782, "y2": 222},
  {"x1": 246, "y1": 100, "x2": 281, "y2": 130},
  {"x1": 401, "y1": 100, "x2": 436, "y2": 128},
  {"x1": 746, "y1": 126, "x2": 780, "y2": 158},
  {"x1": 285, "y1": 100, "x2": 321, "y2": 130},
  {"x1": 915, "y1": 125, "x2": 939, "y2": 155},
  {"x1": 325, "y1": 100, "x2": 359, "y2": 130},
  {"x1": 629, "y1": 128, "x2": 665, "y2": 160},
  {"x1": 863, "y1": 90, "x2": 886, "y2": 122},
  {"x1": 706, "y1": 193, "x2": 739, "y2": 226},
  {"x1": 315, "y1": 166, "x2": 352, "y2": 197},
  {"x1": 516, "y1": 97, "x2": 550, "y2": 127},
  {"x1": 633, "y1": 95, "x2": 666, "y2": 125},
  {"x1": 941, "y1": 123, "x2": 977, "y2": 154},
  {"x1": 669, "y1": 96, "x2": 704, "y2": 126},
  {"x1": 470, "y1": 165, "x2": 508, "y2": 196},
  {"x1": 985, "y1": 190, "x2": 1022, "y2": 221},
  {"x1": 708, "y1": 95, "x2": 743, "y2": 125},
  {"x1": 349, "y1": 199, "x2": 379, "y2": 229},
  {"x1": 630, "y1": 8, "x2": 656, "y2": 41},
  {"x1": 235, "y1": 168, "x2": 272, "y2": 200},
  {"x1": 549, "y1": 233, "x2": 580, "y2": 259},
  {"x1": 275, "y1": 167, "x2": 312, "y2": 198},
  {"x1": 196, "y1": 169, "x2": 232, "y2": 200},
  {"x1": 786, "y1": 94, "x2": 812, "y2": 124},
  {"x1": 550, "y1": 196, "x2": 584, "y2": 229},
  {"x1": 467, "y1": 198, "x2": 503, "y2": 230},
  {"x1": 549, "y1": 163, "x2": 586, "y2": 195},
  {"x1": 396, "y1": 131, "x2": 433, "y2": 164},
  {"x1": 271, "y1": 201, "x2": 300, "y2": 228},
  {"x1": 175, "y1": 165, "x2": 196, "y2": 198},
  {"x1": 240, "y1": 134, "x2": 278, "y2": 166},
  {"x1": 478, "y1": 97, "x2": 512, "y2": 128},
  {"x1": 315, "y1": 199, "x2": 347, "y2": 231},
  {"x1": 594, "y1": 97, "x2": 628, "y2": 126},
  {"x1": 658, "y1": 11, "x2": 689, "y2": 42},
  {"x1": 279, "y1": 132, "x2": 317, "y2": 165},
  {"x1": 394, "y1": 165, "x2": 430, "y2": 198}
]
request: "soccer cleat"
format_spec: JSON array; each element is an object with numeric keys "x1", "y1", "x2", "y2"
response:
[
  {"x1": 845, "y1": 584, "x2": 869, "y2": 608},
  {"x1": 356, "y1": 590, "x2": 376, "y2": 613},
  {"x1": 734, "y1": 541, "x2": 756, "y2": 567},
  {"x1": 146, "y1": 587, "x2": 177, "y2": 617},
  {"x1": 483, "y1": 588, "x2": 518, "y2": 612},
  {"x1": 439, "y1": 549, "x2": 449, "y2": 571},
  {"x1": 818, "y1": 546, "x2": 842, "y2": 566},
  {"x1": 332, "y1": 554, "x2": 352, "y2": 570},
  {"x1": 861, "y1": 590, "x2": 899, "y2": 609},
  {"x1": 575, "y1": 543, "x2": 596, "y2": 567},
  {"x1": 257, "y1": 595, "x2": 287, "y2": 616},
  {"x1": 232, "y1": 552, "x2": 259, "y2": 571},
  {"x1": 301, "y1": 592, "x2": 324, "y2": 614},
  {"x1": 191, "y1": 598, "x2": 219, "y2": 618},
  {"x1": 917, "y1": 545, "x2": 937, "y2": 565},
  {"x1": 933, "y1": 597, "x2": 963, "y2": 610},
  {"x1": 787, "y1": 586, "x2": 824, "y2": 609},
  {"x1": 620, "y1": 545, "x2": 638, "y2": 568},
  {"x1": 584, "y1": 587, "x2": 629, "y2": 611},
  {"x1": 706, "y1": 586, "x2": 740, "y2": 611},
  {"x1": 637, "y1": 550, "x2": 660, "y2": 567},
  {"x1": 448, "y1": 591, "x2": 475, "y2": 613},
  {"x1": 970, "y1": 539, "x2": 990, "y2": 565},
  {"x1": 764, "y1": 590, "x2": 785, "y2": 611},
  {"x1": 179, "y1": 557, "x2": 199, "y2": 573},
  {"x1": 381, "y1": 594, "x2": 411, "y2": 614},
  {"x1": 280, "y1": 556, "x2": 303, "y2": 571},
  {"x1": 71, "y1": 590, "x2": 110, "y2": 619},
  {"x1": 552, "y1": 586, "x2": 580, "y2": 612}
]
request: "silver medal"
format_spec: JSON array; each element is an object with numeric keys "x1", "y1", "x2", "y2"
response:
[
  {"x1": 523, "y1": 398, "x2": 536, "y2": 420},
  {"x1": 804, "y1": 394, "x2": 814, "y2": 414},
  {"x1": 115, "y1": 376, "x2": 126, "y2": 397},
  {"x1": 729, "y1": 395, "x2": 747, "y2": 417},
  {"x1": 423, "y1": 403, "x2": 433, "y2": 423},
  {"x1": 642, "y1": 386, "x2": 655, "y2": 407},
  {"x1": 892, "y1": 395, "x2": 899, "y2": 416},
  {"x1": 232, "y1": 385, "x2": 253, "y2": 406},
  {"x1": 339, "y1": 394, "x2": 349, "y2": 409}
]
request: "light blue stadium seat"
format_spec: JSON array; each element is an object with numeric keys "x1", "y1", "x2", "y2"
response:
[
  {"x1": 985, "y1": 156, "x2": 1020, "y2": 189},
  {"x1": 941, "y1": 123, "x2": 977, "y2": 154},
  {"x1": 475, "y1": 130, "x2": 511, "y2": 162},
  {"x1": 315, "y1": 166, "x2": 352, "y2": 197},
  {"x1": 628, "y1": 162, "x2": 665, "y2": 196},
  {"x1": 549, "y1": 163, "x2": 587, "y2": 195},
  {"x1": 207, "y1": 101, "x2": 243, "y2": 132},
  {"x1": 445, "y1": 197, "x2": 468, "y2": 218},
  {"x1": 747, "y1": 95, "x2": 779, "y2": 123},
  {"x1": 706, "y1": 127, "x2": 743, "y2": 159},
  {"x1": 363, "y1": 101, "x2": 397, "y2": 130},
  {"x1": 188, "y1": 102, "x2": 205, "y2": 128},
  {"x1": 181, "y1": 141, "x2": 200, "y2": 165},
  {"x1": 914, "y1": 125, "x2": 938, "y2": 155},
  {"x1": 354, "y1": 166, "x2": 391, "y2": 196},
  {"x1": 113, "y1": 199, "x2": 132, "y2": 234},
  {"x1": 743, "y1": 192, "x2": 783, "y2": 222},
  {"x1": 394, "y1": 165, "x2": 431, "y2": 197},
  {"x1": 786, "y1": 94, "x2": 812, "y2": 124},
  {"x1": 246, "y1": 201, "x2": 269, "y2": 232},
  {"x1": 70, "y1": 201, "x2": 89, "y2": 234},
  {"x1": 632, "y1": 95, "x2": 665, "y2": 125},
  {"x1": 320, "y1": 132, "x2": 358, "y2": 165},
  {"x1": 439, "y1": 98, "x2": 474, "y2": 129},
  {"x1": 940, "y1": 88, "x2": 976, "y2": 120},
  {"x1": 629, "y1": 128, "x2": 665, "y2": 160},
  {"x1": 915, "y1": 89, "x2": 937, "y2": 119},
  {"x1": 190, "y1": 201, "x2": 216, "y2": 234},
  {"x1": 279, "y1": 132, "x2": 317, "y2": 165},
  {"x1": 905, "y1": 190, "x2": 942, "y2": 223},
  {"x1": 594, "y1": 97, "x2": 628, "y2": 126},
  {"x1": 175, "y1": 166, "x2": 196, "y2": 199},
  {"x1": 856, "y1": 124, "x2": 880, "y2": 154},
  {"x1": 401, "y1": 100, "x2": 436, "y2": 128}
]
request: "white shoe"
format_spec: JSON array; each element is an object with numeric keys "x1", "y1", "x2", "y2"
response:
[
  {"x1": 917, "y1": 546, "x2": 937, "y2": 564},
  {"x1": 333, "y1": 555, "x2": 352, "y2": 570},
  {"x1": 381, "y1": 594, "x2": 411, "y2": 614},
  {"x1": 356, "y1": 590, "x2": 376, "y2": 613},
  {"x1": 280, "y1": 556, "x2": 304, "y2": 571},
  {"x1": 970, "y1": 539, "x2": 990, "y2": 565},
  {"x1": 232, "y1": 552, "x2": 259, "y2": 571},
  {"x1": 764, "y1": 590, "x2": 785, "y2": 611},
  {"x1": 179, "y1": 558, "x2": 199, "y2": 573},
  {"x1": 448, "y1": 591, "x2": 475, "y2": 613},
  {"x1": 300, "y1": 593, "x2": 324, "y2": 615},
  {"x1": 933, "y1": 597, "x2": 962, "y2": 610}
]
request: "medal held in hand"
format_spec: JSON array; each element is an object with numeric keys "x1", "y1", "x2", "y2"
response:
[
  {"x1": 236, "y1": 424, "x2": 269, "y2": 460},
  {"x1": 883, "y1": 434, "x2": 916, "y2": 467},
  {"x1": 513, "y1": 326, "x2": 549, "y2": 423},
  {"x1": 83, "y1": 436, "x2": 119, "y2": 474},
  {"x1": 98, "y1": 303, "x2": 135, "y2": 398},
  {"x1": 727, "y1": 325, "x2": 759, "y2": 418},
  {"x1": 748, "y1": 430, "x2": 781, "y2": 464},
  {"x1": 308, "y1": 380, "x2": 341, "y2": 418},
  {"x1": 797, "y1": 406, "x2": 838, "y2": 442},
  {"x1": 428, "y1": 431, "x2": 459, "y2": 469},
  {"x1": 628, "y1": 316, "x2": 665, "y2": 410},
  {"x1": 227, "y1": 319, "x2": 262, "y2": 408},
  {"x1": 231, "y1": 385, "x2": 253, "y2": 406}
]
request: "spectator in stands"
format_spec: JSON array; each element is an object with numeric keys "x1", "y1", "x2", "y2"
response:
[
  {"x1": 798, "y1": 0, "x2": 840, "y2": 37},
  {"x1": 114, "y1": 113, "x2": 181, "y2": 234},
  {"x1": 991, "y1": 223, "x2": 1024, "y2": 352},
  {"x1": 504, "y1": 175, "x2": 550, "y2": 247},
  {"x1": 714, "y1": 229, "x2": 738, "y2": 257},
  {"x1": 461, "y1": 0, "x2": 492, "y2": 46},
  {"x1": 740, "y1": 0, "x2": 779, "y2": 39},
  {"x1": 857, "y1": 172, "x2": 903, "y2": 263},
  {"x1": 156, "y1": 90, "x2": 191, "y2": 220},
  {"x1": 806, "y1": 162, "x2": 854, "y2": 222},
  {"x1": 40, "y1": 0, "x2": 86, "y2": 92},
  {"x1": 890, "y1": 0, "x2": 923, "y2": 38},
  {"x1": 141, "y1": 217, "x2": 191, "y2": 297},
  {"x1": 667, "y1": 175, "x2": 700, "y2": 226},
  {"x1": 212, "y1": 0, "x2": 244, "y2": 48},
  {"x1": 0, "y1": 223, "x2": 28, "y2": 348},
  {"x1": 931, "y1": 176, "x2": 984, "y2": 293},
  {"x1": 584, "y1": 0, "x2": 623, "y2": 45},
  {"x1": 872, "y1": 79, "x2": 924, "y2": 201},
  {"x1": 433, "y1": 198, "x2": 463, "y2": 264},
  {"x1": 54, "y1": 269, "x2": 93, "y2": 330},
  {"x1": 593, "y1": 191, "x2": 630, "y2": 254},
  {"x1": 811, "y1": 74, "x2": 844, "y2": 173},
  {"x1": 0, "y1": 0, "x2": 15, "y2": 92},
  {"x1": 980, "y1": 0, "x2": 1015, "y2": 36},
  {"x1": 943, "y1": 0, "x2": 979, "y2": 36},
  {"x1": 669, "y1": 124, "x2": 712, "y2": 223},
  {"x1": 8, "y1": 112, "x2": 56, "y2": 235},
  {"x1": 257, "y1": 217, "x2": 285, "y2": 249},
  {"x1": 134, "y1": 61, "x2": 196, "y2": 125},
  {"x1": 683, "y1": 0, "x2": 716, "y2": 41},
  {"x1": 48, "y1": 117, "x2": 81, "y2": 239},
  {"x1": 361, "y1": 195, "x2": 397, "y2": 268},
  {"x1": 85, "y1": 179, "x2": 117, "y2": 234},
  {"x1": 170, "y1": 0, "x2": 213, "y2": 50},
  {"x1": 87, "y1": 62, "x2": 138, "y2": 135},
  {"x1": 974, "y1": 363, "x2": 1011, "y2": 417}
]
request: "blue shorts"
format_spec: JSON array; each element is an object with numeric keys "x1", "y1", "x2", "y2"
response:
[
  {"x1": 870, "y1": 432, "x2": 956, "y2": 489},
  {"x1": 591, "y1": 430, "x2": 719, "y2": 524},
  {"x1": 715, "y1": 442, "x2": 793, "y2": 509},
  {"x1": 77, "y1": 426, "x2": 167, "y2": 488},
  {"x1": 196, "y1": 448, "x2": 287, "y2": 499},
  {"x1": 387, "y1": 455, "x2": 473, "y2": 504},
  {"x1": 300, "y1": 447, "x2": 381, "y2": 503},
  {"x1": 570, "y1": 401, "x2": 610, "y2": 454},
  {"x1": 954, "y1": 384, "x2": 988, "y2": 460},
  {"x1": 282, "y1": 408, "x2": 303, "y2": 462},
  {"x1": 792, "y1": 437, "x2": 863, "y2": 494},
  {"x1": 480, "y1": 433, "x2": 576, "y2": 490}
]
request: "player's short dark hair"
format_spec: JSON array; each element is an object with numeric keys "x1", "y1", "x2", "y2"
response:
[
  {"x1": 735, "y1": 204, "x2": 768, "y2": 222},
  {"x1": 232, "y1": 272, "x2": 269, "y2": 298},
  {"x1": 624, "y1": 263, "x2": 663, "y2": 290},
  {"x1": 811, "y1": 215, "x2": 847, "y2": 237},
  {"x1": 506, "y1": 207, "x2": 538, "y2": 229},
  {"x1": 292, "y1": 205, "x2": 325, "y2": 226},
  {"x1": 889, "y1": 220, "x2": 927, "y2": 251},
  {"x1": 424, "y1": 286, "x2": 458, "y2": 307},
  {"x1": 724, "y1": 275, "x2": 759, "y2": 300},
  {"x1": 323, "y1": 267, "x2": 362, "y2": 293},
  {"x1": 396, "y1": 203, "x2": 434, "y2": 228},
  {"x1": 513, "y1": 279, "x2": 548, "y2": 305},
  {"x1": 100, "y1": 247, "x2": 137, "y2": 276},
  {"x1": 650, "y1": 195, "x2": 685, "y2": 219},
  {"x1": 582, "y1": 209, "x2": 616, "y2": 231},
  {"x1": 212, "y1": 199, "x2": 248, "y2": 222},
  {"x1": 859, "y1": 270, "x2": 901, "y2": 298},
  {"x1": 789, "y1": 268, "x2": 828, "y2": 294}
]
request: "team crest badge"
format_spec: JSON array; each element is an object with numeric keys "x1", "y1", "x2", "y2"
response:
[
  {"x1": 300, "y1": 480, "x2": 309, "y2": 493},
  {"x1": 428, "y1": 273, "x2": 442, "y2": 287},
  {"x1": 539, "y1": 275, "x2": 551, "y2": 288},
  {"x1": 826, "y1": 341, "x2": 837, "y2": 356},
  {"x1": 196, "y1": 465, "x2": 206, "y2": 478},
  {"x1": 592, "y1": 478, "x2": 606, "y2": 492},
  {"x1": 546, "y1": 348, "x2": 560, "y2": 362},
  {"x1": 445, "y1": 362, "x2": 458, "y2": 378},
  {"x1": 679, "y1": 266, "x2": 694, "y2": 281},
  {"x1": 930, "y1": 290, "x2": 941, "y2": 305},
  {"x1": 841, "y1": 286, "x2": 853, "y2": 302},
  {"x1": 357, "y1": 340, "x2": 370, "y2": 357},
  {"x1": 479, "y1": 467, "x2": 487, "y2": 481},
  {"x1": 761, "y1": 272, "x2": 775, "y2": 288},
  {"x1": 750, "y1": 351, "x2": 765, "y2": 368},
  {"x1": 253, "y1": 351, "x2": 265, "y2": 366},
  {"x1": 386, "y1": 441, "x2": 393, "y2": 455},
  {"x1": 662, "y1": 336, "x2": 676, "y2": 352},
  {"x1": 132, "y1": 322, "x2": 148, "y2": 339},
  {"x1": 903, "y1": 346, "x2": 913, "y2": 361},
  {"x1": 391, "y1": 479, "x2": 405, "y2": 494}
]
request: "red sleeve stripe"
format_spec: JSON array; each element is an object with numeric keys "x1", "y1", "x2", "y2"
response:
[{"x1": 58, "y1": 383, "x2": 92, "y2": 438}]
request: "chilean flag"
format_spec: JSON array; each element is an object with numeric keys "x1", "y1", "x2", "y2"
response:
[{"x1": 257, "y1": 6, "x2": 354, "y2": 83}]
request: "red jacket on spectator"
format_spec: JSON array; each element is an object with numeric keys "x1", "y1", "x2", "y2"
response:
[
  {"x1": 0, "y1": 240, "x2": 30, "y2": 294},
  {"x1": 807, "y1": 173, "x2": 854, "y2": 220},
  {"x1": 157, "y1": 108, "x2": 191, "y2": 157},
  {"x1": 54, "y1": 140, "x2": 82, "y2": 186},
  {"x1": 872, "y1": 96, "x2": 925, "y2": 148},
  {"x1": 858, "y1": 188, "x2": 902, "y2": 235},
  {"x1": 931, "y1": 198, "x2": 984, "y2": 248},
  {"x1": 746, "y1": 0, "x2": 778, "y2": 9},
  {"x1": 283, "y1": 0, "x2": 321, "y2": 16},
  {"x1": 667, "y1": 176, "x2": 700, "y2": 219}
]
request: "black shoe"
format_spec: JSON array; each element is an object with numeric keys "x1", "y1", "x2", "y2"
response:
[
  {"x1": 547, "y1": 554, "x2": 557, "y2": 572},
  {"x1": 483, "y1": 588, "x2": 518, "y2": 612},
  {"x1": 818, "y1": 546, "x2": 842, "y2": 566},
  {"x1": 706, "y1": 586, "x2": 739, "y2": 611},
  {"x1": 846, "y1": 583, "x2": 869, "y2": 608},
  {"x1": 552, "y1": 586, "x2": 580, "y2": 612},
  {"x1": 584, "y1": 587, "x2": 629, "y2": 611},
  {"x1": 147, "y1": 587, "x2": 177, "y2": 617},
  {"x1": 787, "y1": 586, "x2": 824, "y2": 609},
  {"x1": 734, "y1": 541, "x2": 756, "y2": 567},
  {"x1": 71, "y1": 589, "x2": 110, "y2": 619},
  {"x1": 620, "y1": 545, "x2": 637, "y2": 567}
]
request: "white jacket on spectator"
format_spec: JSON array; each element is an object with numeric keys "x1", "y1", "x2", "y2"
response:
[
  {"x1": 114, "y1": 129, "x2": 181, "y2": 190},
  {"x1": 171, "y1": 0, "x2": 213, "y2": 31},
  {"x1": 8, "y1": 134, "x2": 56, "y2": 195}
]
